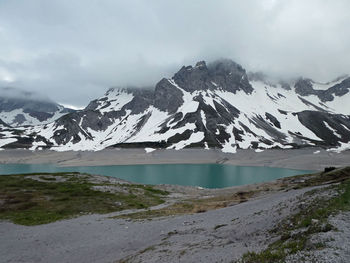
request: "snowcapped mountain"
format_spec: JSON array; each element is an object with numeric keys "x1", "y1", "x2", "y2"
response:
[
  {"x1": 1, "y1": 59, "x2": 350, "y2": 152},
  {"x1": 0, "y1": 87, "x2": 75, "y2": 127},
  {"x1": 0, "y1": 118, "x2": 11, "y2": 129}
]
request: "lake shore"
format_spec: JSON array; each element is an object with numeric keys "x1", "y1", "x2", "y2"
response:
[
  {"x1": 1, "y1": 168, "x2": 350, "y2": 263},
  {"x1": 0, "y1": 147, "x2": 349, "y2": 170}
]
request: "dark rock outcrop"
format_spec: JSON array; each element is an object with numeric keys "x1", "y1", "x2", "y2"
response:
[
  {"x1": 294, "y1": 77, "x2": 350, "y2": 102},
  {"x1": 154, "y1": 78, "x2": 184, "y2": 113}
]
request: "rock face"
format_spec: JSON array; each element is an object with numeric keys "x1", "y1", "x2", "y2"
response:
[
  {"x1": 295, "y1": 77, "x2": 350, "y2": 102},
  {"x1": 0, "y1": 118, "x2": 11, "y2": 128},
  {"x1": 154, "y1": 78, "x2": 184, "y2": 113},
  {"x1": 1, "y1": 59, "x2": 350, "y2": 152},
  {"x1": 0, "y1": 87, "x2": 75, "y2": 127},
  {"x1": 173, "y1": 59, "x2": 253, "y2": 94}
]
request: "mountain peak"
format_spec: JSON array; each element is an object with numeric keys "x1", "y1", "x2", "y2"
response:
[
  {"x1": 195, "y1": 61, "x2": 207, "y2": 69},
  {"x1": 1, "y1": 57, "x2": 350, "y2": 152},
  {"x1": 171, "y1": 59, "x2": 252, "y2": 94}
]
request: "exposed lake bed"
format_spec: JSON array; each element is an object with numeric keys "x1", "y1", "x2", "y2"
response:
[{"x1": 0, "y1": 147, "x2": 349, "y2": 170}]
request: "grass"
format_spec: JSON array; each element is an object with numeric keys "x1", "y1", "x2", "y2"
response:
[
  {"x1": 0, "y1": 173, "x2": 168, "y2": 225},
  {"x1": 116, "y1": 190, "x2": 254, "y2": 220},
  {"x1": 240, "y1": 167, "x2": 350, "y2": 263},
  {"x1": 293, "y1": 167, "x2": 350, "y2": 188},
  {"x1": 116, "y1": 167, "x2": 350, "y2": 221}
]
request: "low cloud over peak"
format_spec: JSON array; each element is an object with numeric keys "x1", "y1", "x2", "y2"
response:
[
  {"x1": 0, "y1": 0, "x2": 349, "y2": 107},
  {"x1": 0, "y1": 87, "x2": 52, "y2": 102}
]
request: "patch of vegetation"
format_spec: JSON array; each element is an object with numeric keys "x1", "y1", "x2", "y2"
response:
[
  {"x1": 240, "y1": 167, "x2": 350, "y2": 263},
  {"x1": 0, "y1": 173, "x2": 168, "y2": 225},
  {"x1": 289, "y1": 167, "x2": 350, "y2": 189},
  {"x1": 128, "y1": 184, "x2": 169, "y2": 196},
  {"x1": 116, "y1": 202, "x2": 195, "y2": 220},
  {"x1": 116, "y1": 190, "x2": 254, "y2": 220}
]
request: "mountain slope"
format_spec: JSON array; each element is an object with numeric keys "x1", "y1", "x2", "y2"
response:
[
  {"x1": 1, "y1": 59, "x2": 350, "y2": 152},
  {"x1": 0, "y1": 87, "x2": 75, "y2": 127},
  {"x1": 0, "y1": 118, "x2": 11, "y2": 129}
]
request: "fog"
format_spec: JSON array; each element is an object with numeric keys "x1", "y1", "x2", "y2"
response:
[{"x1": 0, "y1": 0, "x2": 349, "y2": 107}]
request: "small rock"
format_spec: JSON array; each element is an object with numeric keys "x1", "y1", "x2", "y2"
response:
[{"x1": 312, "y1": 219, "x2": 319, "y2": 224}]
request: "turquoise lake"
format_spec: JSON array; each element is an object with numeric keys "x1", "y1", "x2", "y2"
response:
[{"x1": 0, "y1": 163, "x2": 312, "y2": 189}]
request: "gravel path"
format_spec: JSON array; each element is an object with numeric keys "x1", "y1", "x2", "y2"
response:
[{"x1": 0, "y1": 186, "x2": 323, "y2": 263}]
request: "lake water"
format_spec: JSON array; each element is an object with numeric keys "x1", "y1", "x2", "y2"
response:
[{"x1": 0, "y1": 163, "x2": 312, "y2": 189}]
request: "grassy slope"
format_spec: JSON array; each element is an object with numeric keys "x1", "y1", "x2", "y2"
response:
[
  {"x1": 2, "y1": 167, "x2": 350, "y2": 261},
  {"x1": 117, "y1": 167, "x2": 350, "y2": 221},
  {"x1": 240, "y1": 167, "x2": 350, "y2": 263},
  {"x1": 0, "y1": 173, "x2": 168, "y2": 225}
]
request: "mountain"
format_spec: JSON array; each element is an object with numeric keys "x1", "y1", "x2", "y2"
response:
[
  {"x1": 0, "y1": 87, "x2": 75, "y2": 127},
  {"x1": 0, "y1": 59, "x2": 350, "y2": 152},
  {"x1": 0, "y1": 118, "x2": 11, "y2": 128}
]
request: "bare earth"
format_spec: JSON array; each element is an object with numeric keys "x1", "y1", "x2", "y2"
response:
[{"x1": 0, "y1": 147, "x2": 349, "y2": 170}]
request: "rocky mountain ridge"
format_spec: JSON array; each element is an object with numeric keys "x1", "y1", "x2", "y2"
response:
[{"x1": 0, "y1": 59, "x2": 349, "y2": 152}]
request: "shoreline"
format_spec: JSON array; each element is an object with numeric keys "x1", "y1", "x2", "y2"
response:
[
  {"x1": 0, "y1": 147, "x2": 349, "y2": 171},
  {"x1": 1, "y1": 168, "x2": 350, "y2": 263},
  {"x1": 0, "y1": 160, "x2": 316, "y2": 172}
]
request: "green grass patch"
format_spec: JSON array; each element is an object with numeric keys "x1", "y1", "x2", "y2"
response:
[
  {"x1": 0, "y1": 173, "x2": 168, "y2": 225},
  {"x1": 117, "y1": 189, "x2": 255, "y2": 220}
]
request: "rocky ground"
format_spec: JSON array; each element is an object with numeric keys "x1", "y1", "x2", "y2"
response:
[
  {"x1": 0, "y1": 186, "x2": 319, "y2": 263},
  {"x1": 286, "y1": 211, "x2": 350, "y2": 263},
  {"x1": 1, "y1": 167, "x2": 350, "y2": 263}
]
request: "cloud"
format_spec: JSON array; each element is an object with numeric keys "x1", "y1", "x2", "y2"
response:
[
  {"x1": 0, "y1": 0, "x2": 349, "y2": 106},
  {"x1": 0, "y1": 87, "x2": 51, "y2": 102}
]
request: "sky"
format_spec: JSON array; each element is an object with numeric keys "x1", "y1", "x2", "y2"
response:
[{"x1": 0, "y1": 0, "x2": 349, "y2": 107}]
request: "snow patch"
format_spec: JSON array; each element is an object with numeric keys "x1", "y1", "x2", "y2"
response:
[
  {"x1": 323, "y1": 121, "x2": 342, "y2": 138},
  {"x1": 145, "y1": 148, "x2": 156, "y2": 153},
  {"x1": 169, "y1": 131, "x2": 205, "y2": 150},
  {"x1": 327, "y1": 142, "x2": 350, "y2": 153},
  {"x1": 221, "y1": 124, "x2": 237, "y2": 153},
  {"x1": 201, "y1": 110, "x2": 207, "y2": 127},
  {"x1": 0, "y1": 138, "x2": 17, "y2": 148}
]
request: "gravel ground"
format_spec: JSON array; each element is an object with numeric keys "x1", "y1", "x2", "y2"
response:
[
  {"x1": 286, "y1": 211, "x2": 350, "y2": 263},
  {"x1": 0, "y1": 186, "x2": 326, "y2": 263}
]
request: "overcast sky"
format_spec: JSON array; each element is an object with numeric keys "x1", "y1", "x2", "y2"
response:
[{"x1": 0, "y1": 0, "x2": 349, "y2": 107}]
